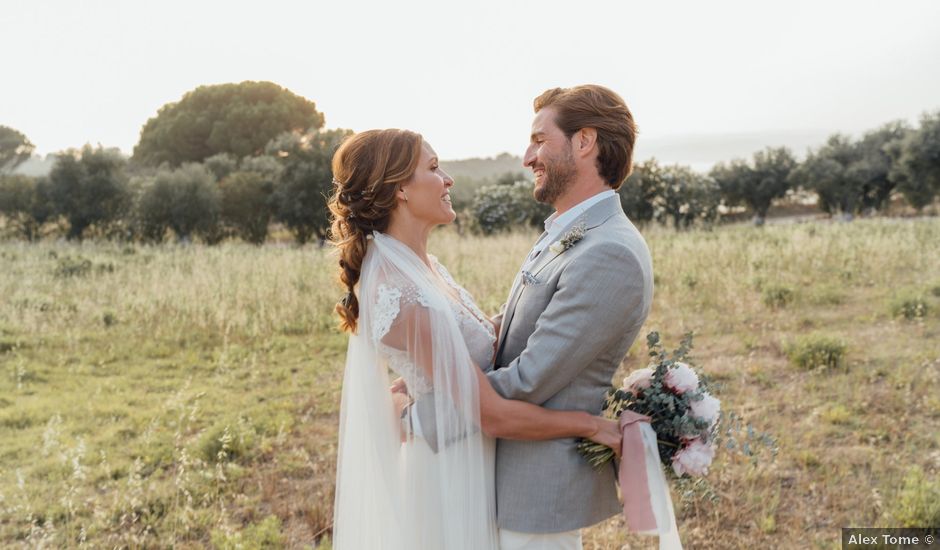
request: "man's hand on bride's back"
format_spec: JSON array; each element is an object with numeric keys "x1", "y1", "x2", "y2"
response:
[
  {"x1": 587, "y1": 417, "x2": 622, "y2": 458},
  {"x1": 390, "y1": 377, "x2": 407, "y2": 394}
]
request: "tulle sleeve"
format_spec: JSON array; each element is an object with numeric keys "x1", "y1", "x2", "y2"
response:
[{"x1": 371, "y1": 281, "x2": 435, "y2": 396}]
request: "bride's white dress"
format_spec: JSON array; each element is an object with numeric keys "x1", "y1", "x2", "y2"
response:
[
  {"x1": 376, "y1": 256, "x2": 499, "y2": 549},
  {"x1": 333, "y1": 232, "x2": 499, "y2": 550}
]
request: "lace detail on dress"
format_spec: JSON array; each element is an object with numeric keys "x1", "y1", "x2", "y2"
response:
[
  {"x1": 369, "y1": 261, "x2": 496, "y2": 396},
  {"x1": 373, "y1": 282, "x2": 433, "y2": 343},
  {"x1": 382, "y1": 344, "x2": 434, "y2": 395},
  {"x1": 373, "y1": 284, "x2": 402, "y2": 343},
  {"x1": 372, "y1": 281, "x2": 434, "y2": 395},
  {"x1": 431, "y1": 258, "x2": 497, "y2": 368}
]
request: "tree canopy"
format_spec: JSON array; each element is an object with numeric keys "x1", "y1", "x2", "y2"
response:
[
  {"x1": 268, "y1": 129, "x2": 353, "y2": 244},
  {"x1": 619, "y1": 159, "x2": 665, "y2": 226},
  {"x1": 132, "y1": 81, "x2": 324, "y2": 167},
  {"x1": 0, "y1": 126, "x2": 35, "y2": 174},
  {"x1": 711, "y1": 147, "x2": 796, "y2": 225},
  {"x1": 892, "y1": 111, "x2": 940, "y2": 210},
  {"x1": 47, "y1": 146, "x2": 130, "y2": 240}
]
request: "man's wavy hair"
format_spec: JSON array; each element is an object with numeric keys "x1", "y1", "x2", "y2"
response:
[{"x1": 533, "y1": 85, "x2": 638, "y2": 189}]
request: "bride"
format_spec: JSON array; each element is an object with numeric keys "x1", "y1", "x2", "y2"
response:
[{"x1": 328, "y1": 129, "x2": 622, "y2": 550}]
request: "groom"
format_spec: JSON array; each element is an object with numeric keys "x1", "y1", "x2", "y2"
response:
[{"x1": 486, "y1": 85, "x2": 654, "y2": 550}]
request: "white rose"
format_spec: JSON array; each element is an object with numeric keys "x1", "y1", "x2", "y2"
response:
[
  {"x1": 622, "y1": 368, "x2": 653, "y2": 392},
  {"x1": 664, "y1": 362, "x2": 699, "y2": 394},
  {"x1": 690, "y1": 392, "x2": 721, "y2": 426},
  {"x1": 671, "y1": 439, "x2": 715, "y2": 477}
]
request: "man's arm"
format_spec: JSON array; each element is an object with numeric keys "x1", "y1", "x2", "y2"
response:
[{"x1": 486, "y1": 242, "x2": 648, "y2": 404}]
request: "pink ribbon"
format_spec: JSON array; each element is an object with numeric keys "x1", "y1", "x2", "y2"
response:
[{"x1": 619, "y1": 410, "x2": 657, "y2": 532}]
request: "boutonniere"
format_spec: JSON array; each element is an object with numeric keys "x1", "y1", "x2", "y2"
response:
[
  {"x1": 549, "y1": 222, "x2": 586, "y2": 255},
  {"x1": 521, "y1": 270, "x2": 540, "y2": 286}
]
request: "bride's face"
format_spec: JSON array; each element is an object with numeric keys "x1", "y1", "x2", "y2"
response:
[{"x1": 400, "y1": 141, "x2": 456, "y2": 226}]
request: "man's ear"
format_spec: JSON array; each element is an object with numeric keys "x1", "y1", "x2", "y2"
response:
[{"x1": 575, "y1": 128, "x2": 598, "y2": 157}]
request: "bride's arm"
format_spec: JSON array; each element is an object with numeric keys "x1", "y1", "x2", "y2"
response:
[
  {"x1": 473, "y1": 365, "x2": 621, "y2": 454},
  {"x1": 489, "y1": 311, "x2": 502, "y2": 336},
  {"x1": 377, "y1": 286, "x2": 618, "y2": 453}
]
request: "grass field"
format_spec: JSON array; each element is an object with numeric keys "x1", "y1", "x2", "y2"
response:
[{"x1": 1, "y1": 218, "x2": 939, "y2": 549}]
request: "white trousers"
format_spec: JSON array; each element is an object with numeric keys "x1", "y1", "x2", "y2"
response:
[{"x1": 498, "y1": 528, "x2": 582, "y2": 550}]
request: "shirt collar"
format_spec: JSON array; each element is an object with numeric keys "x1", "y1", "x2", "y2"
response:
[{"x1": 543, "y1": 189, "x2": 616, "y2": 235}]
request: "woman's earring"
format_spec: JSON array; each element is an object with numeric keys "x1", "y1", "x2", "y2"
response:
[{"x1": 402, "y1": 191, "x2": 409, "y2": 202}]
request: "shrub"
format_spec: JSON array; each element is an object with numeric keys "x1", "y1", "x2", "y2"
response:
[
  {"x1": 821, "y1": 404, "x2": 852, "y2": 425},
  {"x1": 889, "y1": 467, "x2": 940, "y2": 528},
  {"x1": 890, "y1": 294, "x2": 929, "y2": 320},
  {"x1": 102, "y1": 312, "x2": 118, "y2": 327},
  {"x1": 53, "y1": 256, "x2": 93, "y2": 278},
  {"x1": 203, "y1": 152, "x2": 238, "y2": 181},
  {"x1": 211, "y1": 515, "x2": 286, "y2": 550},
  {"x1": 219, "y1": 171, "x2": 274, "y2": 244},
  {"x1": 46, "y1": 145, "x2": 131, "y2": 240},
  {"x1": 198, "y1": 422, "x2": 257, "y2": 463},
  {"x1": 0, "y1": 174, "x2": 55, "y2": 240},
  {"x1": 762, "y1": 284, "x2": 794, "y2": 309},
  {"x1": 785, "y1": 334, "x2": 846, "y2": 370},
  {"x1": 136, "y1": 163, "x2": 221, "y2": 243},
  {"x1": 470, "y1": 181, "x2": 551, "y2": 235},
  {"x1": 807, "y1": 285, "x2": 846, "y2": 306}
]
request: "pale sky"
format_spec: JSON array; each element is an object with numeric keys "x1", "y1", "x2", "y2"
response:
[{"x1": 3, "y1": 0, "x2": 940, "y2": 167}]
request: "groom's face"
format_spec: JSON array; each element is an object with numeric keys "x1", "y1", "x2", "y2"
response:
[{"x1": 524, "y1": 107, "x2": 577, "y2": 206}]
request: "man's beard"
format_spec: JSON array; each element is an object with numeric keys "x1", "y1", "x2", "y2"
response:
[{"x1": 533, "y1": 146, "x2": 576, "y2": 205}]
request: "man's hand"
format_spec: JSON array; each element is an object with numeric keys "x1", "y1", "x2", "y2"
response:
[
  {"x1": 587, "y1": 417, "x2": 622, "y2": 459},
  {"x1": 390, "y1": 377, "x2": 407, "y2": 395}
]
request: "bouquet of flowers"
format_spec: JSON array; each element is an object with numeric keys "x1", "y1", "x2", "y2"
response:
[{"x1": 579, "y1": 331, "x2": 720, "y2": 478}]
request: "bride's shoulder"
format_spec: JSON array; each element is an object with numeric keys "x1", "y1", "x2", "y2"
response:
[
  {"x1": 364, "y1": 275, "x2": 435, "y2": 342},
  {"x1": 366, "y1": 272, "x2": 432, "y2": 309}
]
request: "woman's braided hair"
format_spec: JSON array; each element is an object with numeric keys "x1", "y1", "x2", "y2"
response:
[{"x1": 327, "y1": 129, "x2": 423, "y2": 333}]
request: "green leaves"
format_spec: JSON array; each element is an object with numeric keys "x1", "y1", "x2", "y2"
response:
[
  {"x1": 0, "y1": 126, "x2": 35, "y2": 174},
  {"x1": 267, "y1": 128, "x2": 353, "y2": 244},
  {"x1": 711, "y1": 147, "x2": 796, "y2": 224},
  {"x1": 46, "y1": 146, "x2": 131, "y2": 240},
  {"x1": 784, "y1": 333, "x2": 847, "y2": 371},
  {"x1": 470, "y1": 181, "x2": 552, "y2": 235},
  {"x1": 136, "y1": 163, "x2": 221, "y2": 243},
  {"x1": 132, "y1": 81, "x2": 324, "y2": 167},
  {"x1": 894, "y1": 111, "x2": 940, "y2": 210}
]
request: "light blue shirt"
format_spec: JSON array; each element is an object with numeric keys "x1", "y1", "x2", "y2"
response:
[{"x1": 523, "y1": 189, "x2": 617, "y2": 270}]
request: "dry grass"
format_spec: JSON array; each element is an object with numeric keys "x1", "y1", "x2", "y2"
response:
[{"x1": 1, "y1": 218, "x2": 939, "y2": 548}]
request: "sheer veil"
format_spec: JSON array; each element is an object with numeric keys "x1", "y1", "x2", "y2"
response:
[{"x1": 332, "y1": 231, "x2": 497, "y2": 550}]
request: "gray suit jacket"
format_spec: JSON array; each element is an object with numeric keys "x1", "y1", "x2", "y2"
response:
[{"x1": 485, "y1": 194, "x2": 654, "y2": 533}]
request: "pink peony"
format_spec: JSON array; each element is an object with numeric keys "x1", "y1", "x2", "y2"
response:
[
  {"x1": 664, "y1": 362, "x2": 699, "y2": 394},
  {"x1": 622, "y1": 368, "x2": 653, "y2": 392},
  {"x1": 671, "y1": 439, "x2": 715, "y2": 477},
  {"x1": 690, "y1": 392, "x2": 721, "y2": 427}
]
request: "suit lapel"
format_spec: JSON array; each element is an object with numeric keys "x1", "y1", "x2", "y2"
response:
[
  {"x1": 529, "y1": 196, "x2": 622, "y2": 278},
  {"x1": 495, "y1": 195, "x2": 624, "y2": 366},
  {"x1": 497, "y1": 230, "x2": 547, "y2": 354}
]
